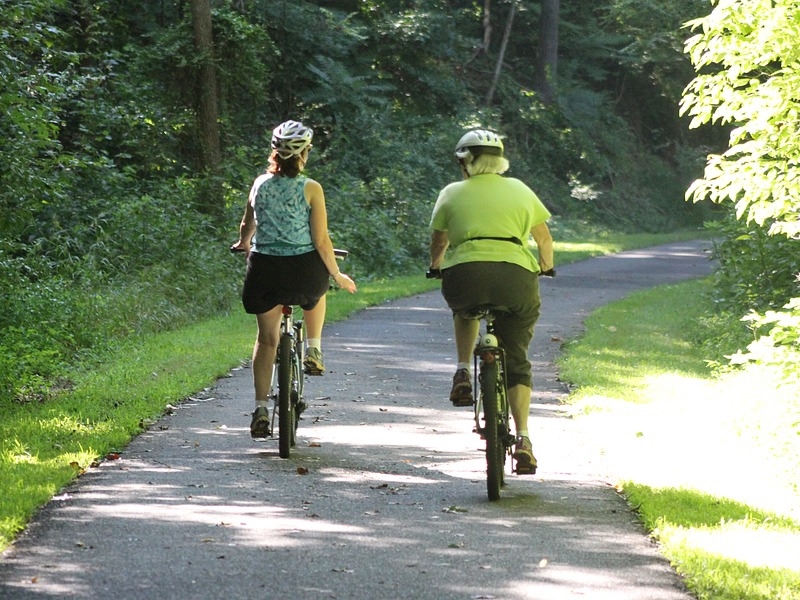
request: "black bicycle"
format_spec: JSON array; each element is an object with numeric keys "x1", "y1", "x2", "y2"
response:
[
  {"x1": 232, "y1": 245, "x2": 348, "y2": 458},
  {"x1": 427, "y1": 269, "x2": 516, "y2": 500},
  {"x1": 470, "y1": 307, "x2": 516, "y2": 500},
  {"x1": 269, "y1": 303, "x2": 304, "y2": 457},
  {"x1": 272, "y1": 248, "x2": 349, "y2": 457}
]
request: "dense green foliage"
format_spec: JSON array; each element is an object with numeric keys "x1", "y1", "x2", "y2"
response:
[
  {"x1": 681, "y1": 0, "x2": 800, "y2": 379},
  {"x1": 0, "y1": 0, "x2": 727, "y2": 405}
]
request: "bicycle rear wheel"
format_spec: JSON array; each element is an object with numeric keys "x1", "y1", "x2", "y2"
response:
[
  {"x1": 278, "y1": 333, "x2": 294, "y2": 458},
  {"x1": 481, "y1": 359, "x2": 504, "y2": 501}
]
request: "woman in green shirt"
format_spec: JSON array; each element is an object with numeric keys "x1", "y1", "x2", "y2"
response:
[{"x1": 429, "y1": 129, "x2": 554, "y2": 475}]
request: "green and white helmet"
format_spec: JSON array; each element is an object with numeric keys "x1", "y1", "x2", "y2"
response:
[
  {"x1": 454, "y1": 129, "x2": 504, "y2": 159},
  {"x1": 272, "y1": 120, "x2": 313, "y2": 159}
]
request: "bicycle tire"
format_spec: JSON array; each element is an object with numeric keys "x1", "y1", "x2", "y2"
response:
[
  {"x1": 292, "y1": 322, "x2": 306, "y2": 443},
  {"x1": 278, "y1": 333, "x2": 294, "y2": 458},
  {"x1": 290, "y1": 348, "x2": 302, "y2": 448},
  {"x1": 481, "y1": 359, "x2": 504, "y2": 501}
]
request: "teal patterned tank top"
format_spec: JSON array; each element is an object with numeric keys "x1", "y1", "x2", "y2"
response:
[{"x1": 250, "y1": 174, "x2": 315, "y2": 256}]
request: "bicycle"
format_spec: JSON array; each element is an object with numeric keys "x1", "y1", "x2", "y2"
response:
[
  {"x1": 272, "y1": 301, "x2": 306, "y2": 458},
  {"x1": 232, "y1": 246, "x2": 348, "y2": 458},
  {"x1": 427, "y1": 269, "x2": 516, "y2": 501}
]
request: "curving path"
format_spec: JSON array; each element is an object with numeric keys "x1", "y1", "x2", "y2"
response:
[{"x1": 0, "y1": 240, "x2": 713, "y2": 599}]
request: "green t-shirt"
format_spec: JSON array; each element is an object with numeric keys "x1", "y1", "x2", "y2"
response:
[{"x1": 430, "y1": 173, "x2": 551, "y2": 272}]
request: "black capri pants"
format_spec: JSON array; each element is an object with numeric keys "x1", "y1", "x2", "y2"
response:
[
  {"x1": 242, "y1": 250, "x2": 329, "y2": 314},
  {"x1": 441, "y1": 261, "x2": 541, "y2": 388}
]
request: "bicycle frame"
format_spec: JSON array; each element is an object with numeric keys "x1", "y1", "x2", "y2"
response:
[{"x1": 471, "y1": 313, "x2": 515, "y2": 501}]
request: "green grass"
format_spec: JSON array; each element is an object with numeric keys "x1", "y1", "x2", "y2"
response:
[
  {"x1": 558, "y1": 280, "x2": 800, "y2": 600},
  {"x1": 0, "y1": 228, "x2": 708, "y2": 552}
]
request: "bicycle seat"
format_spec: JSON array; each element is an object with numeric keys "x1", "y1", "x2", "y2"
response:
[{"x1": 458, "y1": 304, "x2": 511, "y2": 320}]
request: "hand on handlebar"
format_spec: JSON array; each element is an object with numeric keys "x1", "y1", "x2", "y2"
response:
[
  {"x1": 230, "y1": 240, "x2": 249, "y2": 254},
  {"x1": 539, "y1": 268, "x2": 556, "y2": 277}
]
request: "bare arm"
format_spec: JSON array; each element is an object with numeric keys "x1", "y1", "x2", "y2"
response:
[
  {"x1": 429, "y1": 229, "x2": 449, "y2": 270},
  {"x1": 231, "y1": 196, "x2": 256, "y2": 253},
  {"x1": 307, "y1": 179, "x2": 357, "y2": 293},
  {"x1": 531, "y1": 222, "x2": 554, "y2": 273}
]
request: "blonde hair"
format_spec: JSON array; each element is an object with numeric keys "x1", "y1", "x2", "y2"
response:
[{"x1": 464, "y1": 153, "x2": 509, "y2": 176}]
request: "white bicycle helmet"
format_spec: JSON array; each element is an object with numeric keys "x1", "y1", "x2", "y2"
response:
[
  {"x1": 271, "y1": 120, "x2": 313, "y2": 159},
  {"x1": 454, "y1": 129, "x2": 504, "y2": 159}
]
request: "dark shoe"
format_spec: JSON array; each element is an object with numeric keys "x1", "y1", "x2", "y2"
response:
[
  {"x1": 513, "y1": 436, "x2": 537, "y2": 474},
  {"x1": 449, "y1": 368, "x2": 473, "y2": 407},
  {"x1": 250, "y1": 406, "x2": 271, "y2": 438},
  {"x1": 304, "y1": 347, "x2": 324, "y2": 375}
]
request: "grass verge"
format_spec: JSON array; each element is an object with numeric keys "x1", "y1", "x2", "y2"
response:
[
  {"x1": 0, "y1": 229, "x2": 705, "y2": 552},
  {"x1": 558, "y1": 279, "x2": 800, "y2": 600}
]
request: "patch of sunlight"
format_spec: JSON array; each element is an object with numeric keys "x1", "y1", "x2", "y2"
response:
[
  {"x1": 53, "y1": 450, "x2": 98, "y2": 470},
  {"x1": 88, "y1": 502, "x2": 372, "y2": 549},
  {"x1": 574, "y1": 367, "x2": 800, "y2": 519},
  {"x1": 2, "y1": 439, "x2": 38, "y2": 465},
  {"x1": 8, "y1": 450, "x2": 38, "y2": 465},
  {"x1": 303, "y1": 419, "x2": 472, "y2": 452},
  {"x1": 665, "y1": 523, "x2": 800, "y2": 572},
  {"x1": 554, "y1": 241, "x2": 609, "y2": 254},
  {"x1": 640, "y1": 372, "x2": 716, "y2": 404},
  {"x1": 39, "y1": 413, "x2": 115, "y2": 436}
]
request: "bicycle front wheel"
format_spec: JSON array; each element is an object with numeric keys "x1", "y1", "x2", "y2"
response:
[
  {"x1": 278, "y1": 333, "x2": 294, "y2": 458},
  {"x1": 481, "y1": 358, "x2": 504, "y2": 501}
]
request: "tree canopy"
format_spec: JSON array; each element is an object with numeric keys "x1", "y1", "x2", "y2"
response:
[
  {"x1": 682, "y1": 0, "x2": 800, "y2": 238},
  {"x1": 5, "y1": 0, "x2": 793, "y2": 401}
]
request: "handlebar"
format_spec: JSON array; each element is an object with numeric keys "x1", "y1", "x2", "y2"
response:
[
  {"x1": 426, "y1": 268, "x2": 442, "y2": 279},
  {"x1": 230, "y1": 244, "x2": 349, "y2": 259},
  {"x1": 427, "y1": 267, "x2": 554, "y2": 279}
]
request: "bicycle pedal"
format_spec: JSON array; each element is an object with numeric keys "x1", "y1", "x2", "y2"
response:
[{"x1": 514, "y1": 464, "x2": 537, "y2": 475}]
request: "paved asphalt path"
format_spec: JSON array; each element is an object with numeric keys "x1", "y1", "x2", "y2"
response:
[{"x1": 1, "y1": 240, "x2": 713, "y2": 599}]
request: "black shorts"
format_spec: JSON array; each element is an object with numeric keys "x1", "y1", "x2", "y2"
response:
[
  {"x1": 442, "y1": 262, "x2": 541, "y2": 388},
  {"x1": 242, "y1": 250, "x2": 329, "y2": 314}
]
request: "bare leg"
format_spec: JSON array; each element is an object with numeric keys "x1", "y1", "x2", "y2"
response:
[
  {"x1": 253, "y1": 307, "x2": 282, "y2": 404},
  {"x1": 448, "y1": 315, "x2": 479, "y2": 405},
  {"x1": 303, "y1": 294, "x2": 326, "y2": 340},
  {"x1": 510, "y1": 383, "x2": 536, "y2": 473},
  {"x1": 508, "y1": 384, "x2": 531, "y2": 434},
  {"x1": 453, "y1": 315, "x2": 480, "y2": 364}
]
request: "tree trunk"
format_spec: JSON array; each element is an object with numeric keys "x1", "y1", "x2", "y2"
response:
[
  {"x1": 485, "y1": 0, "x2": 517, "y2": 106},
  {"x1": 483, "y1": 0, "x2": 492, "y2": 51},
  {"x1": 190, "y1": 0, "x2": 221, "y2": 212},
  {"x1": 534, "y1": 0, "x2": 559, "y2": 104}
]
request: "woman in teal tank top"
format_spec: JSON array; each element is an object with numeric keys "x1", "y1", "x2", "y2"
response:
[{"x1": 231, "y1": 120, "x2": 357, "y2": 438}]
